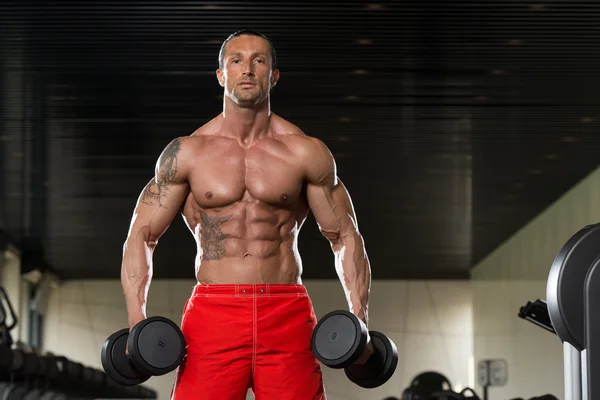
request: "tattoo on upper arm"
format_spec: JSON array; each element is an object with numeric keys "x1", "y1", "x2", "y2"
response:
[
  {"x1": 140, "y1": 181, "x2": 161, "y2": 206},
  {"x1": 157, "y1": 138, "x2": 181, "y2": 186},
  {"x1": 140, "y1": 138, "x2": 182, "y2": 208},
  {"x1": 200, "y1": 211, "x2": 233, "y2": 260}
]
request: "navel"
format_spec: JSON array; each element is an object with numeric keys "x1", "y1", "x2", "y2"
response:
[
  {"x1": 280, "y1": 193, "x2": 288, "y2": 202},
  {"x1": 205, "y1": 191, "x2": 213, "y2": 199}
]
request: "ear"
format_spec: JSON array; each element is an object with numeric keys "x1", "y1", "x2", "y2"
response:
[
  {"x1": 216, "y1": 68, "x2": 225, "y2": 87},
  {"x1": 271, "y1": 68, "x2": 280, "y2": 87}
]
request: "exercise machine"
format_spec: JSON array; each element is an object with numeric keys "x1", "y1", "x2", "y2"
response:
[{"x1": 520, "y1": 223, "x2": 600, "y2": 400}]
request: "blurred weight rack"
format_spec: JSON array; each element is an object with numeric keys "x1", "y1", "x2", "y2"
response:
[{"x1": 0, "y1": 287, "x2": 156, "y2": 400}]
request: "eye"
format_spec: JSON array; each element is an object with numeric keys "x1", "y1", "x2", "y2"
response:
[
  {"x1": 255, "y1": 59, "x2": 265, "y2": 63},
  {"x1": 232, "y1": 59, "x2": 240, "y2": 64}
]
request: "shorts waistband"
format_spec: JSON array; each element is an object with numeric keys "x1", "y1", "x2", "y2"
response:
[{"x1": 190, "y1": 284, "x2": 308, "y2": 297}]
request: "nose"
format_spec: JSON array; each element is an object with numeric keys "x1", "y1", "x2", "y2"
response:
[{"x1": 242, "y1": 61, "x2": 255, "y2": 77}]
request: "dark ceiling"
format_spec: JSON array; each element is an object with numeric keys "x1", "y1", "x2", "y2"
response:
[{"x1": 1, "y1": 1, "x2": 599, "y2": 280}]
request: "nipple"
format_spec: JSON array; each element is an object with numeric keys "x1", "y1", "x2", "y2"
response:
[
  {"x1": 280, "y1": 193, "x2": 288, "y2": 202},
  {"x1": 205, "y1": 191, "x2": 213, "y2": 199}
]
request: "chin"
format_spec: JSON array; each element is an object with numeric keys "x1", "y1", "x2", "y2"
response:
[{"x1": 234, "y1": 94, "x2": 265, "y2": 106}]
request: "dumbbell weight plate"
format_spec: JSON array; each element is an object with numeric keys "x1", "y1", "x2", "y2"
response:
[
  {"x1": 139, "y1": 386, "x2": 155, "y2": 398},
  {"x1": 344, "y1": 331, "x2": 398, "y2": 388},
  {"x1": 9, "y1": 349, "x2": 24, "y2": 372},
  {"x1": 38, "y1": 392, "x2": 55, "y2": 400},
  {"x1": 101, "y1": 328, "x2": 150, "y2": 386},
  {"x1": 127, "y1": 317, "x2": 186, "y2": 376},
  {"x1": 429, "y1": 391, "x2": 466, "y2": 400},
  {"x1": 21, "y1": 352, "x2": 40, "y2": 376},
  {"x1": 311, "y1": 310, "x2": 368, "y2": 369},
  {"x1": 23, "y1": 389, "x2": 43, "y2": 400},
  {"x1": 66, "y1": 361, "x2": 84, "y2": 380},
  {"x1": 0, "y1": 384, "x2": 8, "y2": 400},
  {"x1": 92, "y1": 369, "x2": 107, "y2": 387},
  {"x1": 0, "y1": 345, "x2": 13, "y2": 369},
  {"x1": 2, "y1": 384, "x2": 27, "y2": 400},
  {"x1": 35, "y1": 356, "x2": 48, "y2": 377},
  {"x1": 82, "y1": 366, "x2": 95, "y2": 384},
  {"x1": 42, "y1": 357, "x2": 59, "y2": 381}
]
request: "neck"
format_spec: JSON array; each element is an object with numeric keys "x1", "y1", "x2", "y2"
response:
[{"x1": 221, "y1": 96, "x2": 272, "y2": 143}]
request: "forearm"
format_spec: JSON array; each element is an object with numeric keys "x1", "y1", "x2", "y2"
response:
[
  {"x1": 332, "y1": 231, "x2": 371, "y2": 327},
  {"x1": 121, "y1": 225, "x2": 154, "y2": 329}
]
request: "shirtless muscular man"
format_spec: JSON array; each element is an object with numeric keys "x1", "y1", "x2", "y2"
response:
[{"x1": 120, "y1": 29, "x2": 373, "y2": 400}]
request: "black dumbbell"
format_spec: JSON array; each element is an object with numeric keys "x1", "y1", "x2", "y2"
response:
[
  {"x1": 19, "y1": 350, "x2": 41, "y2": 377},
  {"x1": 101, "y1": 316, "x2": 186, "y2": 386},
  {"x1": 428, "y1": 391, "x2": 465, "y2": 400},
  {"x1": 1, "y1": 383, "x2": 27, "y2": 400},
  {"x1": 139, "y1": 386, "x2": 157, "y2": 399},
  {"x1": 3, "y1": 348, "x2": 43, "y2": 382},
  {"x1": 23, "y1": 388, "x2": 44, "y2": 400},
  {"x1": 311, "y1": 310, "x2": 398, "y2": 388}
]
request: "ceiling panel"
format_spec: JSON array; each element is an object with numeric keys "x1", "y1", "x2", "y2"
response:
[{"x1": 1, "y1": 0, "x2": 599, "y2": 280}]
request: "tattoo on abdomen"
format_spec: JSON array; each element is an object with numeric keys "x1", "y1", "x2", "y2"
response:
[
  {"x1": 200, "y1": 211, "x2": 233, "y2": 260},
  {"x1": 140, "y1": 138, "x2": 181, "y2": 208}
]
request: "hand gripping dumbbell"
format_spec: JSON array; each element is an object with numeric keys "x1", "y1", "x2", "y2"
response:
[
  {"x1": 101, "y1": 316, "x2": 186, "y2": 386},
  {"x1": 311, "y1": 310, "x2": 398, "y2": 388}
]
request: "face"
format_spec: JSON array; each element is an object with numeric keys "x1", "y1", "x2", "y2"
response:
[{"x1": 216, "y1": 35, "x2": 279, "y2": 107}]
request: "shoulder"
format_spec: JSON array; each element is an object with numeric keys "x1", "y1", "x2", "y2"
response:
[
  {"x1": 158, "y1": 135, "x2": 198, "y2": 162},
  {"x1": 270, "y1": 114, "x2": 333, "y2": 158},
  {"x1": 163, "y1": 115, "x2": 222, "y2": 157},
  {"x1": 271, "y1": 115, "x2": 336, "y2": 184},
  {"x1": 301, "y1": 136, "x2": 336, "y2": 184},
  {"x1": 155, "y1": 127, "x2": 209, "y2": 174}
]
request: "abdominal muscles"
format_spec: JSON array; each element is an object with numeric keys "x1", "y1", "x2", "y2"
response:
[{"x1": 182, "y1": 200, "x2": 304, "y2": 284}]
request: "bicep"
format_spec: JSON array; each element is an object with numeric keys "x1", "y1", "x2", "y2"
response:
[
  {"x1": 302, "y1": 136, "x2": 359, "y2": 240},
  {"x1": 126, "y1": 137, "x2": 191, "y2": 244},
  {"x1": 307, "y1": 179, "x2": 358, "y2": 242},
  {"x1": 130, "y1": 178, "x2": 189, "y2": 244}
]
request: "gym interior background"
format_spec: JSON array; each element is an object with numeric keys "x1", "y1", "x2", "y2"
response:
[{"x1": 0, "y1": 1, "x2": 598, "y2": 399}]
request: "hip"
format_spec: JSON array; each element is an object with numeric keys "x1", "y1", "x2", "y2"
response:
[{"x1": 180, "y1": 284, "x2": 318, "y2": 355}]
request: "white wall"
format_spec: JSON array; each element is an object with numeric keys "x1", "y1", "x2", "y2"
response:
[
  {"x1": 472, "y1": 166, "x2": 600, "y2": 281},
  {"x1": 41, "y1": 279, "x2": 473, "y2": 400},
  {"x1": 472, "y1": 280, "x2": 562, "y2": 399}
]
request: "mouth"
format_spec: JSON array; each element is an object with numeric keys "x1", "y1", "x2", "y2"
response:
[{"x1": 238, "y1": 82, "x2": 256, "y2": 87}]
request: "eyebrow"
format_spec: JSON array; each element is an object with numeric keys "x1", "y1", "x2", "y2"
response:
[{"x1": 229, "y1": 52, "x2": 269, "y2": 58}]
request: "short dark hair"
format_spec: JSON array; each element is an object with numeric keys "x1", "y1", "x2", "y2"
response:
[{"x1": 218, "y1": 29, "x2": 277, "y2": 70}]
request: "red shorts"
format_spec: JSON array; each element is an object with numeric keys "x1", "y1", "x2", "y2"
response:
[{"x1": 170, "y1": 284, "x2": 326, "y2": 400}]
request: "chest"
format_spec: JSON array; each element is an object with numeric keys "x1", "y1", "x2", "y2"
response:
[{"x1": 188, "y1": 142, "x2": 305, "y2": 208}]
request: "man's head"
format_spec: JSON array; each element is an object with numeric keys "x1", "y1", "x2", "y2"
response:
[{"x1": 216, "y1": 30, "x2": 280, "y2": 107}]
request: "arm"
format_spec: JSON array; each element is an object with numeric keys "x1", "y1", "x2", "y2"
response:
[
  {"x1": 121, "y1": 137, "x2": 191, "y2": 330},
  {"x1": 304, "y1": 138, "x2": 372, "y2": 327}
]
